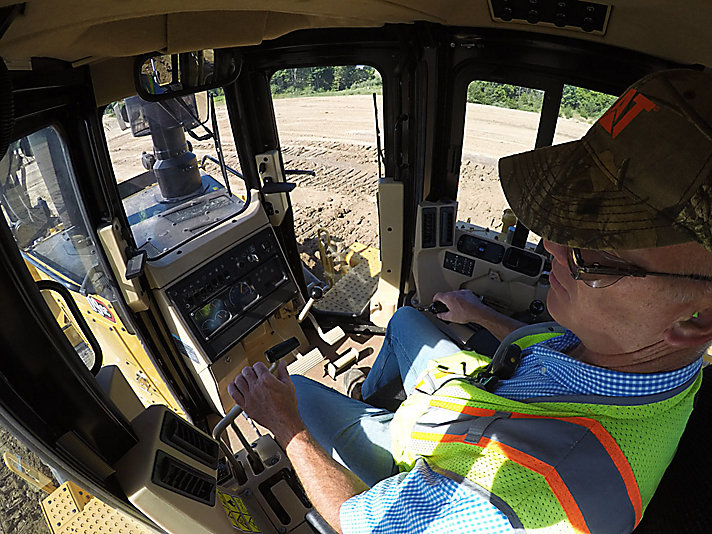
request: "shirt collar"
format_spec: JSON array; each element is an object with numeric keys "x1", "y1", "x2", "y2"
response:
[{"x1": 521, "y1": 330, "x2": 703, "y2": 397}]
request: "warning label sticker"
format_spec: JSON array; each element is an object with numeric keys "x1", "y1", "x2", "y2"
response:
[{"x1": 217, "y1": 490, "x2": 261, "y2": 532}]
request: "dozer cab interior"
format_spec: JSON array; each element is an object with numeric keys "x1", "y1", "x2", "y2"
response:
[{"x1": 0, "y1": 2, "x2": 710, "y2": 533}]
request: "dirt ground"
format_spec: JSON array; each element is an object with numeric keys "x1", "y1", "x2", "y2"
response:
[
  {"x1": 102, "y1": 94, "x2": 589, "y2": 269},
  {"x1": 0, "y1": 426, "x2": 56, "y2": 534},
  {"x1": 1, "y1": 94, "x2": 589, "y2": 532}
]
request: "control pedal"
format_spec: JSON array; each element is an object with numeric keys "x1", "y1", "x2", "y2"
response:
[
  {"x1": 305, "y1": 313, "x2": 345, "y2": 345},
  {"x1": 287, "y1": 348, "x2": 325, "y2": 375}
]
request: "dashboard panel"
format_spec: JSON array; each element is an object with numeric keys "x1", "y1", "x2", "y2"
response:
[
  {"x1": 413, "y1": 201, "x2": 550, "y2": 317},
  {"x1": 165, "y1": 228, "x2": 299, "y2": 362}
]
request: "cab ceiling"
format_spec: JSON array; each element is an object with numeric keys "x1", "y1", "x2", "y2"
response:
[{"x1": 0, "y1": 1, "x2": 709, "y2": 69}]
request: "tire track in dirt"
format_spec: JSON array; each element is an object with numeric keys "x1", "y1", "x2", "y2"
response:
[{"x1": 281, "y1": 141, "x2": 381, "y2": 278}]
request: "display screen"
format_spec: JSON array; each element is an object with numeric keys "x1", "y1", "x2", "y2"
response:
[{"x1": 193, "y1": 297, "x2": 231, "y2": 338}]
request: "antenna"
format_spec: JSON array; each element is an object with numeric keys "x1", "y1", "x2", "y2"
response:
[{"x1": 372, "y1": 92, "x2": 383, "y2": 180}]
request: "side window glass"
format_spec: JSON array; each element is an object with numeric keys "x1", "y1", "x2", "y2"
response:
[
  {"x1": 1, "y1": 127, "x2": 105, "y2": 368},
  {"x1": 270, "y1": 66, "x2": 384, "y2": 316},
  {"x1": 553, "y1": 84, "x2": 616, "y2": 144},
  {"x1": 1, "y1": 127, "x2": 106, "y2": 296},
  {"x1": 0, "y1": 126, "x2": 185, "y2": 417},
  {"x1": 458, "y1": 81, "x2": 542, "y2": 233}
]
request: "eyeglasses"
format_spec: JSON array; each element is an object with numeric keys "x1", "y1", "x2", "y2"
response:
[{"x1": 566, "y1": 247, "x2": 712, "y2": 288}]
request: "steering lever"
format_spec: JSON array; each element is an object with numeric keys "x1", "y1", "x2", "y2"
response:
[{"x1": 213, "y1": 337, "x2": 299, "y2": 483}]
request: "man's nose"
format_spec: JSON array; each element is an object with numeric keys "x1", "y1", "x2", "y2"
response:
[{"x1": 543, "y1": 239, "x2": 568, "y2": 263}]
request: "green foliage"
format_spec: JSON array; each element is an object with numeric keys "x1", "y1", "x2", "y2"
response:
[
  {"x1": 467, "y1": 81, "x2": 617, "y2": 121},
  {"x1": 560, "y1": 85, "x2": 617, "y2": 122},
  {"x1": 271, "y1": 66, "x2": 381, "y2": 96},
  {"x1": 467, "y1": 81, "x2": 544, "y2": 112},
  {"x1": 209, "y1": 87, "x2": 225, "y2": 104}
]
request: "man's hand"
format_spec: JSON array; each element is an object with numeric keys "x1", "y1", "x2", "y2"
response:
[
  {"x1": 227, "y1": 363, "x2": 367, "y2": 534},
  {"x1": 227, "y1": 361, "x2": 305, "y2": 446},
  {"x1": 432, "y1": 289, "x2": 527, "y2": 341},
  {"x1": 433, "y1": 289, "x2": 487, "y2": 324}
]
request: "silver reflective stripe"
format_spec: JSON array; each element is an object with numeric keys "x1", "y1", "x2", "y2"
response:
[{"x1": 412, "y1": 405, "x2": 637, "y2": 533}]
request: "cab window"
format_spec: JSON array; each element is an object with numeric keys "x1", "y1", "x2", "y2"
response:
[
  {"x1": 458, "y1": 81, "x2": 543, "y2": 232},
  {"x1": 270, "y1": 65, "x2": 384, "y2": 316},
  {"x1": 103, "y1": 90, "x2": 247, "y2": 259},
  {"x1": 554, "y1": 84, "x2": 616, "y2": 143},
  {"x1": 0, "y1": 125, "x2": 186, "y2": 416}
]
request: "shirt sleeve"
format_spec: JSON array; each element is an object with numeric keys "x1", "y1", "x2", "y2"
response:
[{"x1": 339, "y1": 459, "x2": 515, "y2": 534}]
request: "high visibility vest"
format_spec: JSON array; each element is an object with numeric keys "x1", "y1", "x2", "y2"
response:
[{"x1": 389, "y1": 330, "x2": 701, "y2": 533}]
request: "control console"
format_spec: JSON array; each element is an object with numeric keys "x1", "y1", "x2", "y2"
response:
[
  {"x1": 413, "y1": 201, "x2": 550, "y2": 316},
  {"x1": 166, "y1": 228, "x2": 299, "y2": 361},
  {"x1": 455, "y1": 234, "x2": 543, "y2": 277}
]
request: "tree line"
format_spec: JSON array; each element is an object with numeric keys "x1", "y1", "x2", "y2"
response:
[
  {"x1": 467, "y1": 81, "x2": 617, "y2": 121},
  {"x1": 271, "y1": 68, "x2": 615, "y2": 121},
  {"x1": 270, "y1": 66, "x2": 382, "y2": 96}
]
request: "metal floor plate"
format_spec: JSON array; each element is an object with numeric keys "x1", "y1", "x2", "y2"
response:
[
  {"x1": 41, "y1": 481, "x2": 151, "y2": 534},
  {"x1": 315, "y1": 244, "x2": 381, "y2": 316}
]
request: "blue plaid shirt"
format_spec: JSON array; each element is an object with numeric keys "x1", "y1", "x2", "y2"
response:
[{"x1": 340, "y1": 330, "x2": 702, "y2": 534}]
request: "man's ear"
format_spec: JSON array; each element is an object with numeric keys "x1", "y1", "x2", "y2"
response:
[{"x1": 664, "y1": 307, "x2": 712, "y2": 348}]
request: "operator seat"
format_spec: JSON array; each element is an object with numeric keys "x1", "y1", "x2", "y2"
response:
[{"x1": 633, "y1": 365, "x2": 711, "y2": 533}]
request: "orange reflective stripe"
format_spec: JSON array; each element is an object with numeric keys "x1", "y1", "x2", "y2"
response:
[
  {"x1": 426, "y1": 398, "x2": 642, "y2": 526},
  {"x1": 511, "y1": 413, "x2": 643, "y2": 526},
  {"x1": 411, "y1": 431, "x2": 590, "y2": 533}
]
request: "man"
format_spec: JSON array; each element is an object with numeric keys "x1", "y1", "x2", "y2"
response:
[{"x1": 228, "y1": 69, "x2": 712, "y2": 533}]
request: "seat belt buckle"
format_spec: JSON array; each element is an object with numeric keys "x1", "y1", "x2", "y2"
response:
[{"x1": 472, "y1": 372, "x2": 499, "y2": 392}]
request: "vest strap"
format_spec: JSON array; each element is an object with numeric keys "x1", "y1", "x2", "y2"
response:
[{"x1": 464, "y1": 411, "x2": 510, "y2": 443}]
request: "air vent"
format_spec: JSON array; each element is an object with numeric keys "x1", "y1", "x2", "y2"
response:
[
  {"x1": 421, "y1": 207, "x2": 437, "y2": 248},
  {"x1": 439, "y1": 206, "x2": 455, "y2": 247},
  {"x1": 160, "y1": 412, "x2": 219, "y2": 470},
  {"x1": 152, "y1": 451, "x2": 216, "y2": 506}
]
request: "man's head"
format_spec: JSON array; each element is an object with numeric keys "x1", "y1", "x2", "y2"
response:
[
  {"x1": 498, "y1": 69, "x2": 712, "y2": 358},
  {"x1": 542, "y1": 239, "x2": 712, "y2": 359}
]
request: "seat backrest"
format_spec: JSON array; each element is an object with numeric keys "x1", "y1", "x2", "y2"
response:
[{"x1": 633, "y1": 365, "x2": 711, "y2": 533}]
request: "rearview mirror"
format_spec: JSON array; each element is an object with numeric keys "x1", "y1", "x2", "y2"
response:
[{"x1": 135, "y1": 49, "x2": 239, "y2": 101}]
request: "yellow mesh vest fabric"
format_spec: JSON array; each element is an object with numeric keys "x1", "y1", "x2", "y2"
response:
[{"x1": 390, "y1": 335, "x2": 702, "y2": 532}]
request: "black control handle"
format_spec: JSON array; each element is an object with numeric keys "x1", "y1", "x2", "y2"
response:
[
  {"x1": 265, "y1": 336, "x2": 300, "y2": 364},
  {"x1": 428, "y1": 301, "x2": 449, "y2": 314},
  {"x1": 529, "y1": 299, "x2": 545, "y2": 318}
]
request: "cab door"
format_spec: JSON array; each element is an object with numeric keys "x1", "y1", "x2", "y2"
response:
[
  {"x1": 0, "y1": 65, "x2": 157, "y2": 519},
  {"x1": 1, "y1": 124, "x2": 188, "y2": 416}
]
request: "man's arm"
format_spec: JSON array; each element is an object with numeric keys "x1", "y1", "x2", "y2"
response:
[
  {"x1": 283, "y1": 429, "x2": 368, "y2": 532},
  {"x1": 227, "y1": 362, "x2": 367, "y2": 533},
  {"x1": 433, "y1": 289, "x2": 526, "y2": 341}
]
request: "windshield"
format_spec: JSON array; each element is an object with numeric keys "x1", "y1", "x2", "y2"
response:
[{"x1": 103, "y1": 90, "x2": 247, "y2": 259}]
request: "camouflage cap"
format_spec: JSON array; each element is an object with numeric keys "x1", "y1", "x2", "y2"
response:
[{"x1": 499, "y1": 69, "x2": 712, "y2": 251}]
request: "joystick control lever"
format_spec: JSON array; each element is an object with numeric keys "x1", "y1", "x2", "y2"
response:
[
  {"x1": 298, "y1": 286, "x2": 323, "y2": 322},
  {"x1": 417, "y1": 301, "x2": 449, "y2": 314},
  {"x1": 415, "y1": 300, "x2": 450, "y2": 314},
  {"x1": 213, "y1": 337, "x2": 299, "y2": 484},
  {"x1": 529, "y1": 300, "x2": 546, "y2": 322}
]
